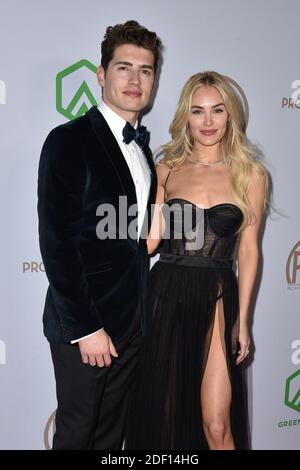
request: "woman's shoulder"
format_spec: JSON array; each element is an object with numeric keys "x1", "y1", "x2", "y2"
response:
[{"x1": 155, "y1": 160, "x2": 173, "y2": 185}]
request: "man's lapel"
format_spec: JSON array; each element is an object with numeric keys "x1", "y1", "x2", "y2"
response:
[
  {"x1": 87, "y1": 106, "x2": 137, "y2": 208},
  {"x1": 141, "y1": 142, "x2": 158, "y2": 238},
  {"x1": 87, "y1": 106, "x2": 157, "y2": 239}
]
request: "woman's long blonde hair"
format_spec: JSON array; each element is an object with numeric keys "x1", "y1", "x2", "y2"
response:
[{"x1": 160, "y1": 71, "x2": 269, "y2": 227}]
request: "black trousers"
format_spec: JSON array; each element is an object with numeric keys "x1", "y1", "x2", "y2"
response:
[{"x1": 50, "y1": 319, "x2": 142, "y2": 450}]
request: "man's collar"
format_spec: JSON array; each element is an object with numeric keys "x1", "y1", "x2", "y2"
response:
[{"x1": 98, "y1": 99, "x2": 137, "y2": 137}]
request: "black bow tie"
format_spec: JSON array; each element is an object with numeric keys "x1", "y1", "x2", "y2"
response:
[{"x1": 122, "y1": 121, "x2": 147, "y2": 147}]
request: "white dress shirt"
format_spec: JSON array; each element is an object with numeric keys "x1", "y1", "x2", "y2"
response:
[{"x1": 71, "y1": 100, "x2": 151, "y2": 343}]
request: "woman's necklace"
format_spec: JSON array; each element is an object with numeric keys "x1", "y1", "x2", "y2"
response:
[{"x1": 187, "y1": 154, "x2": 225, "y2": 166}]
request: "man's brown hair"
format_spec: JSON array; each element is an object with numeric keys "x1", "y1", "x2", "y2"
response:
[{"x1": 101, "y1": 20, "x2": 163, "y2": 73}]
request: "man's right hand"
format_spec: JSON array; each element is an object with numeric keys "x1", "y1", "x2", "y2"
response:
[{"x1": 78, "y1": 329, "x2": 118, "y2": 367}]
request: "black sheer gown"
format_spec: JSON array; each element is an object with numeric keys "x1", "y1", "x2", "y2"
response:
[{"x1": 126, "y1": 197, "x2": 250, "y2": 450}]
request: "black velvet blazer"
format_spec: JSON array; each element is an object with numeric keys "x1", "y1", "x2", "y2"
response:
[{"x1": 38, "y1": 106, "x2": 157, "y2": 343}]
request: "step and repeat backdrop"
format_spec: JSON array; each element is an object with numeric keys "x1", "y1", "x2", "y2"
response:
[{"x1": 0, "y1": 0, "x2": 299, "y2": 449}]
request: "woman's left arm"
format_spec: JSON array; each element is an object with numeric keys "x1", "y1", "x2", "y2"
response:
[{"x1": 236, "y1": 171, "x2": 266, "y2": 365}]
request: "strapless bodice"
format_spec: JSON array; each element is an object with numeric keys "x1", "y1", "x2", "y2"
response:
[{"x1": 160, "y1": 198, "x2": 243, "y2": 260}]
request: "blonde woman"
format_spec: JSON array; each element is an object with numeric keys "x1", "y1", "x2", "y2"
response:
[{"x1": 126, "y1": 71, "x2": 268, "y2": 450}]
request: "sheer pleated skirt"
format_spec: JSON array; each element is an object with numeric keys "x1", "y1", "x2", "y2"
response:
[{"x1": 126, "y1": 259, "x2": 250, "y2": 450}]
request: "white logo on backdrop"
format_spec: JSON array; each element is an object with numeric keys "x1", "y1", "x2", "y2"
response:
[
  {"x1": 0, "y1": 340, "x2": 6, "y2": 365},
  {"x1": 291, "y1": 340, "x2": 300, "y2": 365},
  {"x1": 0, "y1": 80, "x2": 6, "y2": 104},
  {"x1": 291, "y1": 80, "x2": 300, "y2": 106}
]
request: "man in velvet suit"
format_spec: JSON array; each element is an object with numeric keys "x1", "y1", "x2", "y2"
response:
[{"x1": 38, "y1": 20, "x2": 162, "y2": 449}]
